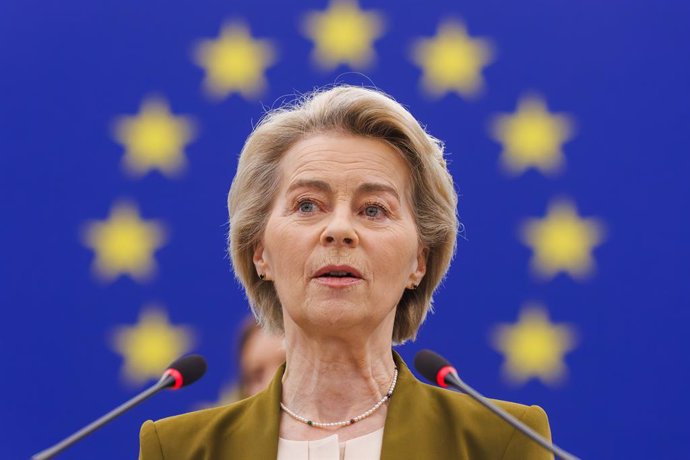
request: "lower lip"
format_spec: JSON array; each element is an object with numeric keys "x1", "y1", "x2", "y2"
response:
[{"x1": 313, "y1": 277, "x2": 363, "y2": 287}]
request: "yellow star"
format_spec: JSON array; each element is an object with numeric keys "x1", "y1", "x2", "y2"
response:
[
  {"x1": 520, "y1": 199, "x2": 605, "y2": 280},
  {"x1": 112, "y1": 96, "x2": 196, "y2": 177},
  {"x1": 194, "y1": 22, "x2": 276, "y2": 99},
  {"x1": 82, "y1": 201, "x2": 166, "y2": 282},
  {"x1": 490, "y1": 94, "x2": 575, "y2": 175},
  {"x1": 111, "y1": 305, "x2": 195, "y2": 385},
  {"x1": 302, "y1": 0, "x2": 384, "y2": 70},
  {"x1": 411, "y1": 20, "x2": 493, "y2": 98},
  {"x1": 491, "y1": 304, "x2": 576, "y2": 385}
]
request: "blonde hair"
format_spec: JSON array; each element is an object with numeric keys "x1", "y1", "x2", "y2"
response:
[{"x1": 228, "y1": 85, "x2": 458, "y2": 343}]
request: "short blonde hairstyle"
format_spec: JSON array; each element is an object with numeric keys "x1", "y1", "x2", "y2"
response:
[{"x1": 228, "y1": 86, "x2": 458, "y2": 343}]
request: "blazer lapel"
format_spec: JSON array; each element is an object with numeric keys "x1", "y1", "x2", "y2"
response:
[
  {"x1": 226, "y1": 363, "x2": 284, "y2": 458},
  {"x1": 381, "y1": 352, "x2": 458, "y2": 460}
]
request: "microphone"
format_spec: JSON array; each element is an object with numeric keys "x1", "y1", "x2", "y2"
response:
[
  {"x1": 159, "y1": 354, "x2": 207, "y2": 389},
  {"x1": 414, "y1": 349, "x2": 579, "y2": 460},
  {"x1": 31, "y1": 354, "x2": 207, "y2": 460}
]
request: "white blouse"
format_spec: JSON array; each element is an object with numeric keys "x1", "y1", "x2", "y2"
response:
[{"x1": 277, "y1": 428, "x2": 384, "y2": 460}]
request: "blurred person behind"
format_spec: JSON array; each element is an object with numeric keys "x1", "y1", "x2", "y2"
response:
[
  {"x1": 201, "y1": 317, "x2": 286, "y2": 407},
  {"x1": 237, "y1": 316, "x2": 286, "y2": 399}
]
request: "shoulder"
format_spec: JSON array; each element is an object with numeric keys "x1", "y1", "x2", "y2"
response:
[
  {"x1": 383, "y1": 359, "x2": 552, "y2": 460},
  {"x1": 138, "y1": 396, "x2": 261, "y2": 460},
  {"x1": 151, "y1": 396, "x2": 256, "y2": 433},
  {"x1": 409, "y1": 380, "x2": 552, "y2": 459},
  {"x1": 416, "y1": 378, "x2": 549, "y2": 426},
  {"x1": 139, "y1": 364, "x2": 284, "y2": 459}
]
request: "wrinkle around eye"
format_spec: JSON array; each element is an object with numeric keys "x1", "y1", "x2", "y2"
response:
[
  {"x1": 298, "y1": 201, "x2": 318, "y2": 213},
  {"x1": 361, "y1": 203, "x2": 388, "y2": 220},
  {"x1": 292, "y1": 197, "x2": 324, "y2": 215}
]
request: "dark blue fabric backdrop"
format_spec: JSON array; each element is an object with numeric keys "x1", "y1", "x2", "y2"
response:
[{"x1": 1, "y1": 1, "x2": 689, "y2": 458}]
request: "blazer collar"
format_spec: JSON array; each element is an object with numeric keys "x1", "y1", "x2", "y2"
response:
[
  {"x1": 381, "y1": 351, "x2": 427, "y2": 460},
  {"x1": 227, "y1": 360, "x2": 283, "y2": 457}
]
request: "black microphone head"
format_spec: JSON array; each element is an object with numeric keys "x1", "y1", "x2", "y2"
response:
[
  {"x1": 163, "y1": 354, "x2": 207, "y2": 389},
  {"x1": 414, "y1": 349, "x2": 454, "y2": 384}
]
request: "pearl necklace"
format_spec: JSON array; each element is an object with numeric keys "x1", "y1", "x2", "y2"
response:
[{"x1": 280, "y1": 367, "x2": 399, "y2": 428}]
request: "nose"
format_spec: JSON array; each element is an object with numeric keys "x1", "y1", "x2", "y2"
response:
[{"x1": 320, "y1": 206, "x2": 359, "y2": 248}]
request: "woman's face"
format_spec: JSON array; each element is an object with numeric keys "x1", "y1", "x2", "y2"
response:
[{"x1": 254, "y1": 133, "x2": 426, "y2": 341}]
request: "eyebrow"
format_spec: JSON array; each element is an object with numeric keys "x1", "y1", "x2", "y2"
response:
[
  {"x1": 356, "y1": 182, "x2": 400, "y2": 201},
  {"x1": 286, "y1": 179, "x2": 332, "y2": 195},
  {"x1": 286, "y1": 179, "x2": 400, "y2": 201}
]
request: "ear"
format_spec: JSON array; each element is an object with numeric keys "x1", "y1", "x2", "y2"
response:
[
  {"x1": 253, "y1": 241, "x2": 271, "y2": 279},
  {"x1": 409, "y1": 245, "x2": 428, "y2": 286}
]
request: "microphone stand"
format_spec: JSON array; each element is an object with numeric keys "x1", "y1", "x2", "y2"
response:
[
  {"x1": 444, "y1": 371, "x2": 579, "y2": 460},
  {"x1": 31, "y1": 375, "x2": 173, "y2": 460}
]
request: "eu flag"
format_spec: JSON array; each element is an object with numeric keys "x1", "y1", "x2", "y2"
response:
[{"x1": 1, "y1": 1, "x2": 689, "y2": 458}]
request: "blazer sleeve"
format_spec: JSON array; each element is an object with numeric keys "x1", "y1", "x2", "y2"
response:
[
  {"x1": 139, "y1": 420, "x2": 164, "y2": 460},
  {"x1": 500, "y1": 405, "x2": 554, "y2": 460}
]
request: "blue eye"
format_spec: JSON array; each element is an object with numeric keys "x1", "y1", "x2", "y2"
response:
[
  {"x1": 364, "y1": 205, "x2": 383, "y2": 218},
  {"x1": 298, "y1": 201, "x2": 317, "y2": 213}
]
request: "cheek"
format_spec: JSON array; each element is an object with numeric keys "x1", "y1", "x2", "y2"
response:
[
  {"x1": 263, "y1": 219, "x2": 316, "y2": 306},
  {"x1": 264, "y1": 218, "x2": 304, "y2": 274},
  {"x1": 373, "y1": 229, "x2": 419, "y2": 274}
]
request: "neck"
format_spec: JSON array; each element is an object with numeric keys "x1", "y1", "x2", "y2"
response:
[{"x1": 280, "y1": 319, "x2": 396, "y2": 435}]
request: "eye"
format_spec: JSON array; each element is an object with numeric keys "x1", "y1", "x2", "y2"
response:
[
  {"x1": 297, "y1": 200, "x2": 318, "y2": 214},
  {"x1": 363, "y1": 203, "x2": 387, "y2": 219}
]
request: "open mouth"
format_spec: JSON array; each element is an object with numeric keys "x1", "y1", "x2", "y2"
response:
[
  {"x1": 317, "y1": 270, "x2": 359, "y2": 278},
  {"x1": 313, "y1": 266, "x2": 363, "y2": 284}
]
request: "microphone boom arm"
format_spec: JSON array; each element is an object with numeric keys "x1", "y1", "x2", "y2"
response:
[
  {"x1": 445, "y1": 370, "x2": 579, "y2": 460},
  {"x1": 31, "y1": 375, "x2": 173, "y2": 460}
]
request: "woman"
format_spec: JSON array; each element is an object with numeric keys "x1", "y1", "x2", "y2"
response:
[{"x1": 139, "y1": 86, "x2": 552, "y2": 459}]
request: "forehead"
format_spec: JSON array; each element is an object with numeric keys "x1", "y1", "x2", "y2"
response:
[{"x1": 278, "y1": 133, "x2": 411, "y2": 191}]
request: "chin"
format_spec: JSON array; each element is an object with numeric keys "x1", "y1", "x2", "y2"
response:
[{"x1": 303, "y1": 300, "x2": 373, "y2": 332}]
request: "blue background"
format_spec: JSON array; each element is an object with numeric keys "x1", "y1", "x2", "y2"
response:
[{"x1": 1, "y1": 0, "x2": 689, "y2": 458}]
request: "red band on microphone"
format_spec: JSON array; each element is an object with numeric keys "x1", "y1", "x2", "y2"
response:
[
  {"x1": 437, "y1": 365, "x2": 457, "y2": 388},
  {"x1": 165, "y1": 368, "x2": 183, "y2": 390}
]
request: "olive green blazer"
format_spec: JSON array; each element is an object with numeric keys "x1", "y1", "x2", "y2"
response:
[{"x1": 140, "y1": 353, "x2": 553, "y2": 459}]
